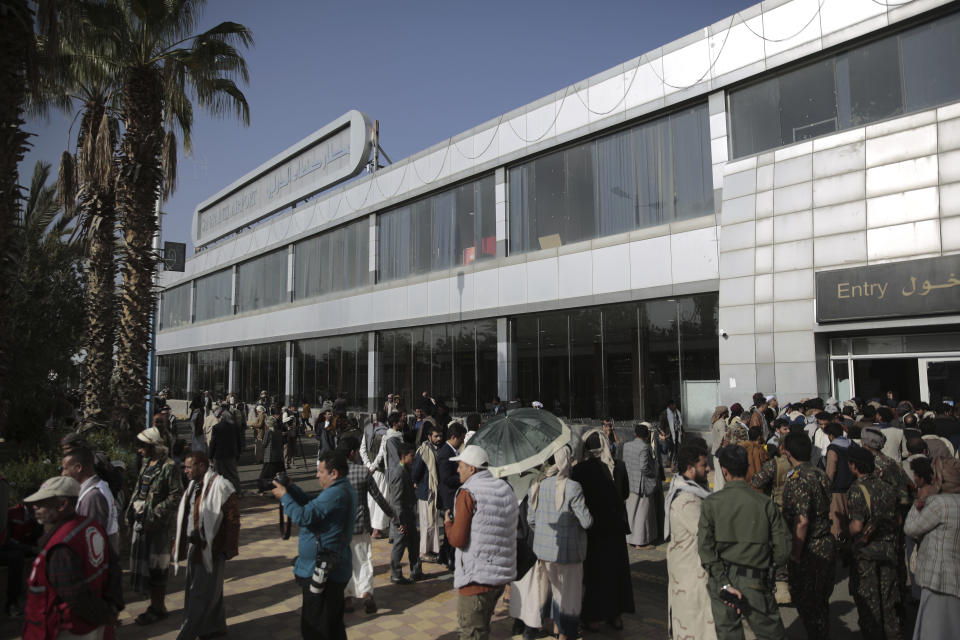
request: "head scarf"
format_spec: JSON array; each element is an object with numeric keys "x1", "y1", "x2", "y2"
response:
[
  {"x1": 529, "y1": 445, "x2": 571, "y2": 511},
  {"x1": 582, "y1": 427, "x2": 616, "y2": 477},
  {"x1": 861, "y1": 427, "x2": 886, "y2": 450},
  {"x1": 936, "y1": 457, "x2": 960, "y2": 494},
  {"x1": 711, "y1": 405, "x2": 728, "y2": 424}
]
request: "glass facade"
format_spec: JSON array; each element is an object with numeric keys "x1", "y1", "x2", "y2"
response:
[
  {"x1": 509, "y1": 103, "x2": 712, "y2": 253},
  {"x1": 194, "y1": 269, "x2": 233, "y2": 322},
  {"x1": 377, "y1": 320, "x2": 497, "y2": 413},
  {"x1": 159, "y1": 283, "x2": 191, "y2": 330},
  {"x1": 295, "y1": 218, "x2": 369, "y2": 300},
  {"x1": 235, "y1": 342, "x2": 286, "y2": 406},
  {"x1": 511, "y1": 294, "x2": 718, "y2": 420},
  {"x1": 378, "y1": 175, "x2": 496, "y2": 281},
  {"x1": 156, "y1": 352, "x2": 188, "y2": 399},
  {"x1": 294, "y1": 334, "x2": 369, "y2": 409},
  {"x1": 193, "y1": 348, "x2": 230, "y2": 399},
  {"x1": 236, "y1": 249, "x2": 288, "y2": 313},
  {"x1": 730, "y1": 11, "x2": 960, "y2": 158}
]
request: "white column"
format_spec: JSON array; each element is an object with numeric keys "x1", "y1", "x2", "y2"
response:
[
  {"x1": 185, "y1": 352, "x2": 194, "y2": 395},
  {"x1": 495, "y1": 167, "x2": 507, "y2": 258},
  {"x1": 367, "y1": 331, "x2": 377, "y2": 413},
  {"x1": 287, "y1": 244, "x2": 295, "y2": 302},
  {"x1": 496, "y1": 317, "x2": 513, "y2": 402},
  {"x1": 368, "y1": 213, "x2": 378, "y2": 284},
  {"x1": 285, "y1": 341, "x2": 294, "y2": 406},
  {"x1": 231, "y1": 264, "x2": 238, "y2": 314},
  {"x1": 188, "y1": 280, "x2": 196, "y2": 323},
  {"x1": 228, "y1": 347, "x2": 237, "y2": 395}
]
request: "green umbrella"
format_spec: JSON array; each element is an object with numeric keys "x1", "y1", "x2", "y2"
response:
[{"x1": 470, "y1": 408, "x2": 572, "y2": 477}]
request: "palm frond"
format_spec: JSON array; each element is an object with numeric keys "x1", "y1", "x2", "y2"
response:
[{"x1": 161, "y1": 129, "x2": 177, "y2": 202}]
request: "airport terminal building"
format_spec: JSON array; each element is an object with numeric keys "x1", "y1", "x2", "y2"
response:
[{"x1": 156, "y1": 0, "x2": 960, "y2": 426}]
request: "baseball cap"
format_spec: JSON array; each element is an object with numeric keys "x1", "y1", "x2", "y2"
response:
[
  {"x1": 24, "y1": 476, "x2": 80, "y2": 503},
  {"x1": 450, "y1": 444, "x2": 489, "y2": 468}
]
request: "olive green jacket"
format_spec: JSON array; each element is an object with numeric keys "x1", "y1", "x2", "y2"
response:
[{"x1": 697, "y1": 479, "x2": 789, "y2": 583}]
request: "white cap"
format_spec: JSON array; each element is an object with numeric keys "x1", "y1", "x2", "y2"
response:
[
  {"x1": 136, "y1": 427, "x2": 164, "y2": 446},
  {"x1": 450, "y1": 444, "x2": 488, "y2": 468}
]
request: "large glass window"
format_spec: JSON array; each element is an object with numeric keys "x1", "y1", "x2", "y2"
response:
[
  {"x1": 510, "y1": 294, "x2": 718, "y2": 421},
  {"x1": 294, "y1": 333, "x2": 369, "y2": 409},
  {"x1": 730, "y1": 11, "x2": 960, "y2": 158},
  {"x1": 156, "y1": 353, "x2": 188, "y2": 399},
  {"x1": 194, "y1": 269, "x2": 232, "y2": 322},
  {"x1": 509, "y1": 103, "x2": 712, "y2": 253},
  {"x1": 295, "y1": 217, "x2": 369, "y2": 300},
  {"x1": 378, "y1": 175, "x2": 495, "y2": 281},
  {"x1": 235, "y1": 342, "x2": 286, "y2": 405},
  {"x1": 193, "y1": 348, "x2": 230, "y2": 400},
  {"x1": 159, "y1": 283, "x2": 191, "y2": 330},
  {"x1": 376, "y1": 320, "x2": 496, "y2": 412},
  {"x1": 236, "y1": 249, "x2": 287, "y2": 312}
]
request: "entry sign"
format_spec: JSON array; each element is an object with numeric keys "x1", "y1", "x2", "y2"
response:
[{"x1": 816, "y1": 255, "x2": 960, "y2": 323}]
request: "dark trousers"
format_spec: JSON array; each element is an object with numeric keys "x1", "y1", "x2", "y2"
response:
[
  {"x1": 390, "y1": 519, "x2": 421, "y2": 579},
  {"x1": 709, "y1": 573, "x2": 785, "y2": 640},
  {"x1": 213, "y1": 457, "x2": 242, "y2": 496},
  {"x1": 0, "y1": 542, "x2": 25, "y2": 606},
  {"x1": 299, "y1": 578, "x2": 347, "y2": 640}
]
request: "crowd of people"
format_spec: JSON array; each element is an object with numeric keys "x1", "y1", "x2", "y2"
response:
[{"x1": 3, "y1": 387, "x2": 959, "y2": 640}]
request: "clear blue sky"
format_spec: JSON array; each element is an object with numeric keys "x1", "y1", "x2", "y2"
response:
[{"x1": 23, "y1": 0, "x2": 753, "y2": 251}]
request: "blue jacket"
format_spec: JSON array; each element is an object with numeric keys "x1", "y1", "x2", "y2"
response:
[{"x1": 281, "y1": 478, "x2": 357, "y2": 583}]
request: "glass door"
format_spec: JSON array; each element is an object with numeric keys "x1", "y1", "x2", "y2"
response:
[{"x1": 919, "y1": 359, "x2": 960, "y2": 407}]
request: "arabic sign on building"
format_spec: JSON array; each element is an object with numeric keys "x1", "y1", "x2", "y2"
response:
[
  {"x1": 816, "y1": 255, "x2": 960, "y2": 323},
  {"x1": 193, "y1": 110, "x2": 372, "y2": 246}
]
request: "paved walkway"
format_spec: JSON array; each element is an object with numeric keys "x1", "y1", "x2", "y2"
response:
[{"x1": 0, "y1": 426, "x2": 880, "y2": 639}]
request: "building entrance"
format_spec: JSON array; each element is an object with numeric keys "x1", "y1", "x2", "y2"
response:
[
  {"x1": 851, "y1": 358, "x2": 920, "y2": 405},
  {"x1": 829, "y1": 331, "x2": 960, "y2": 406}
]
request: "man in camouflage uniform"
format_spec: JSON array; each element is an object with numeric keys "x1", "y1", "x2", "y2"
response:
[
  {"x1": 699, "y1": 445, "x2": 788, "y2": 640},
  {"x1": 750, "y1": 437, "x2": 792, "y2": 605},
  {"x1": 780, "y1": 432, "x2": 835, "y2": 638},
  {"x1": 860, "y1": 427, "x2": 911, "y2": 594},
  {"x1": 846, "y1": 445, "x2": 901, "y2": 640}
]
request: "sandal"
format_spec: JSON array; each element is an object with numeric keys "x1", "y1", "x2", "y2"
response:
[{"x1": 135, "y1": 606, "x2": 168, "y2": 625}]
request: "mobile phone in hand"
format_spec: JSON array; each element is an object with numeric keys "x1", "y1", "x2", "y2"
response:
[{"x1": 720, "y1": 588, "x2": 743, "y2": 608}]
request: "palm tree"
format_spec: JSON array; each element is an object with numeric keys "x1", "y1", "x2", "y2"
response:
[
  {"x1": 72, "y1": 0, "x2": 252, "y2": 429},
  {"x1": 60, "y1": 86, "x2": 121, "y2": 420},
  {"x1": 0, "y1": 0, "x2": 68, "y2": 433}
]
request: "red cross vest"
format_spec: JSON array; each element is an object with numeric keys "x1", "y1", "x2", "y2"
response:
[{"x1": 23, "y1": 515, "x2": 109, "y2": 640}]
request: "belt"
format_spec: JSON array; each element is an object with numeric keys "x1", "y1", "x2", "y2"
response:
[{"x1": 729, "y1": 565, "x2": 767, "y2": 579}]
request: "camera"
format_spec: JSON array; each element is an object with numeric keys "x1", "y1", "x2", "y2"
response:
[
  {"x1": 309, "y1": 555, "x2": 333, "y2": 594},
  {"x1": 274, "y1": 471, "x2": 290, "y2": 488}
]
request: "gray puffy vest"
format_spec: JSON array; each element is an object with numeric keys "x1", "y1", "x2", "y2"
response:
[{"x1": 453, "y1": 470, "x2": 518, "y2": 589}]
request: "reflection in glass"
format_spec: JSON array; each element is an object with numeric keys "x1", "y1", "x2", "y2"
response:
[
  {"x1": 295, "y1": 218, "x2": 369, "y2": 301},
  {"x1": 295, "y1": 334, "x2": 368, "y2": 409},
  {"x1": 377, "y1": 320, "x2": 495, "y2": 413},
  {"x1": 730, "y1": 11, "x2": 960, "y2": 158},
  {"x1": 235, "y1": 342, "x2": 286, "y2": 405},
  {"x1": 378, "y1": 175, "x2": 495, "y2": 282},
  {"x1": 642, "y1": 299, "x2": 680, "y2": 419},
  {"x1": 237, "y1": 249, "x2": 287, "y2": 312},
  {"x1": 509, "y1": 103, "x2": 713, "y2": 254},
  {"x1": 157, "y1": 353, "x2": 188, "y2": 399},
  {"x1": 509, "y1": 295, "x2": 717, "y2": 422},
  {"x1": 832, "y1": 359, "x2": 851, "y2": 402},
  {"x1": 194, "y1": 270, "x2": 232, "y2": 322},
  {"x1": 159, "y1": 283, "x2": 191, "y2": 330},
  {"x1": 193, "y1": 348, "x2": 230, "y2": 399}
]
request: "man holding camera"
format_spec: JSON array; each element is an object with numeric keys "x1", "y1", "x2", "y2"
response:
[
  {"x1": 698, "y1": 444, "x2": 788, "y2": 640},
  {"x1": 272, "y1": 450, "x2": 357, "y2": 640},
  {"x1": 173, "y1": 450, "x2": 240, "y2": 640}
]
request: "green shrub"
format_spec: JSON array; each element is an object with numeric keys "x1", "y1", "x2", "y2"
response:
[{"x1": 3, "y1": 450, "x2": 60, "y2": 503}]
